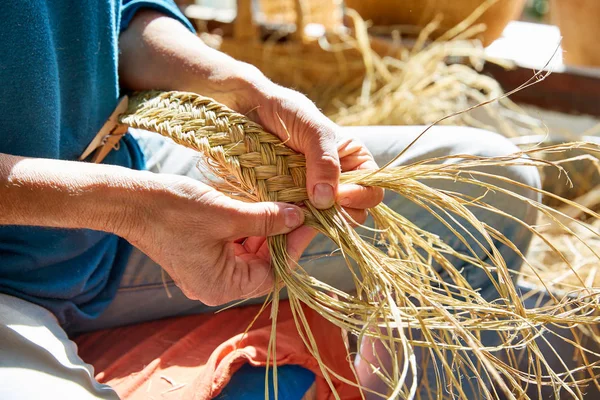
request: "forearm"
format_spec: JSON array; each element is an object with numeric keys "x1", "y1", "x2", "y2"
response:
[
  {"x1": 118, "y1": 10, "x2": 268, "y2": 109},
  {"x1": 0, "y1": 153, "x2": 151, "y2": 235}
]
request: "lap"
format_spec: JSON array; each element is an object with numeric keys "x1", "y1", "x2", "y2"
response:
[
  {"x1": 1, "y1": 126, "x2": 542, "y2": 399},
  {"x1": 70, "y1": 126, "x2": 540, "y2": 333},
  {"x1": 0, "y1": 293, "x2": 118, "y2": 399}
]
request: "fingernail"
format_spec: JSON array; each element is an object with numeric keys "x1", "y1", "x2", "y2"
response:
[
  {"x1": 313, "y1": 183, "x2": 335, "y2": 209},
  {"x1": 339, "y1": 197, "x2": 351, "y2": 207},
  {"x1": 284, "y1": 207, "x2": 302, "y2": 229}
]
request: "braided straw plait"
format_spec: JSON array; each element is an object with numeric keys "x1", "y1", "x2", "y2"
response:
[{"x1": 120, "y1": 91, "x2": 309, "y2": 204}]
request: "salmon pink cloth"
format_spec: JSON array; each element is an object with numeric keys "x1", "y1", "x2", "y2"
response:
[{"x1": 75, "y1": 301, "x2": 361, "y2": 399}]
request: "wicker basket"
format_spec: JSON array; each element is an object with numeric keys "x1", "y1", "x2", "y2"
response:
[
  {"x1": 192, "y1": 0, "x2": 400, "y2": 100},
  {"x1": 257, "y1": 0, "x2": 343, "y2": 31},
  {"x1": 344, "y1": 0, "x2": 526, "y2": 46}
]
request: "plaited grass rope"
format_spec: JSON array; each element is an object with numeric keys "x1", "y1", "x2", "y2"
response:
[{"x1": 121, "y1": 91, "x2": 600, "y2": 399}]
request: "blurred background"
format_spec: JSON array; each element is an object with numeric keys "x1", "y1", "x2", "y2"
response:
[
  {"x1": 176, "y1": 0, "x2": 600, "y2": 69},
  {"x1": 172, "y1": 0, "x2": 599, "y2": 135}
]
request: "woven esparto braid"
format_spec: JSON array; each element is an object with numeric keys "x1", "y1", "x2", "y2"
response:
[{"x1": 120, "y1": 91, "x2": 309, "y2": 204}]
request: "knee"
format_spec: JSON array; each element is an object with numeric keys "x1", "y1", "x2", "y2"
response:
[
  {"x1": 450, "y1": 129, "x2": 541, "y2": 272},
  {"x1": 457, "y1": 128, "x2": 541, "y2": 199},
  {"x1": 432, "y1": 128, "x2": 541, "y2": 241}
]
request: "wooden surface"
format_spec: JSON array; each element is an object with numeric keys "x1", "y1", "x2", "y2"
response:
[
  {"x1": 344, "y1": 0, "x2": 526, "y2": 46},
  {"x1": 482, "y1": 20, "x2": 600, "y2": 117},
  {"x1": 484, "y1": 63, "x2": 600, "y2": 117},
  {"x1": 183, "y1": 5, "x2": 600, "y2": 118}
]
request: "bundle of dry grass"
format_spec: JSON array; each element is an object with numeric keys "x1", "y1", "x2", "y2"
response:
[
  {"x1": 120, "y1": 90, "x2": 600, "y2": 399},
  {"x1": 194, "y1": 0, "x2": 543, "y2": 137},
  {"x1": 319, "y1": 8, "x2": 538, "y2": 138},
  {"x1": 523, "y1": 165, "x2": 600, "y2": 293},
  {"x1": 513, "y1": 156, "x2": 600, "y2": 399},
  {"x1": 524, "y1": 213, "x2": 600, "y2": 292},
  {"x1": 515, "y1": 137, "x2": 600, "y2": 293}
]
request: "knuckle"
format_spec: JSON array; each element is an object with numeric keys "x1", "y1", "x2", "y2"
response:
[
  {"x1": 316, "y1": 126, "x2": 339, "y2": 148},
  {"x1": 336, "y1": 138, "x2": 352, "y2": 154},
  {"x1": 318, "y1": 152, "x2": 341, "y2": 172},
  {"x1": 340, "y1": 137, "x2": 363, "y2": 149},
  {"x1": 352, "y1": 137, "x2": 366, "y2": 147}
]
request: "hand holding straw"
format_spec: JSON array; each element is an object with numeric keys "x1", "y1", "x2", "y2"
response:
[{"x1": 121, "y1": 91, "x2": 600, "y2": 399}]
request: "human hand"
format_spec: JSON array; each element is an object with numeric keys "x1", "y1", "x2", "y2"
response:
[
  {"x1": 119, "y1": 10, "x2": 384, "y2": 293},
  {"x1": 120, "y1": 10, "x2": 383, "y2": 232},
  {"x1": 226, "y1": 79, "x2": 385, "y2": 249},
  {"x1": 123, "y1": 174, "x2": 305, "y2": 305}
]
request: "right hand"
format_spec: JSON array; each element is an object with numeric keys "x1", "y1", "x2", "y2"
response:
[{"x1": 121, "y1": 174, "x2": 306, "y2": 306}]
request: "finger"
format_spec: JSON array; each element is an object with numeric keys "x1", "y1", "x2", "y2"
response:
[
  {"x1": 200, "y1": 244, "x2": 273, "y2": 305},
  {"x1": 304, "y1": 126, "x2": 341, "y2": 210},
  {"x1": 234, "y1": 253, "x2": 274, "y2": 299},
  {"x1": 337, "y1": 137, "x2": 379, "y2": 171},
  {"x1": 233, "y1": 242, "x2": 247, "y2": 256},
  {"x1": 337, "y1": 184, "x2": 385, "y2": 209},
  {"x1": 233, "y1": 239, "x2": 268, "y2": 258},
  {"x1": 343, "y1": 208, "x2": 368, "y2": 226},
  {"x1": 242, "y1": 236, "x2": 267, "y2": 254},
  {"x1": 224, "y1": 199, "x2": 305, "y2": 239},
  {"x1": 225, "y1": 243, "x2": 274, "y2": 300},
  {"x1": 261, "y1": 92, "x2": 341, "y2": 210},
  {"x1": 340, "y1": 155, "x2": 379, "y2": 172},
  {"x1": 240, "y1": 226, "x2": 317, "y2": 265},
  {"x1": 286, "y1": 225, "x2": 319, "y2": 262}
]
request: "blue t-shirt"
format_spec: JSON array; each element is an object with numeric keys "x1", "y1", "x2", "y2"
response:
[{"x1": 0, "y1": 0, "x2": 193, "y2": 329}]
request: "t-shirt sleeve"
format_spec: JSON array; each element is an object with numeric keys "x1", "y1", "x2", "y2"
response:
[{"x1": 120, "y1": 0, "x2": 195, "y2": 33}]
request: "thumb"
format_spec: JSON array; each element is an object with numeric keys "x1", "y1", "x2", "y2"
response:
[
  {"x1": 304, "y1": 127, "x2": 341, "y2": 210},
  {"x1": 225, "y1": 200, "x2": 305, "y2": 239}
]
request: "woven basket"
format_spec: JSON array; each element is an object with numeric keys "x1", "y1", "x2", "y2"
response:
[
  {"x1": 257, "y1": 0, "x2": 343, "y2": 31},
  {"x1": 186, "y1": 0, "x2": 399, "y2": 100},
  {"x1": 344, "y1": 0, "x2": 526, "y2": 46}
]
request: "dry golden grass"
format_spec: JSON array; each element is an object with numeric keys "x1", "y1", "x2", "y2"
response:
[
  {"x1": 523, "y1": 153, "x2": 600, "y2": 292},
  {"x1": 195, "y1": 0, "x2": 544, "y2": 138}
]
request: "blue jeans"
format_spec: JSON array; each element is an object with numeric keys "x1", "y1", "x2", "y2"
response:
[
  {"x1": 77, "y1": 126, "x2": 540, "y2": 331},
  {"x1": 0, "y1": 126, "x2": 541, "y2": 399}
]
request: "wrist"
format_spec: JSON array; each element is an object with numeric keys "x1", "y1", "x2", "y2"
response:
[
  {"x1": 94, "y1": 169, "x2": 151, "y2": 238},
  {"x1": 187, "y1": 58, "x2": 274, "y2": 111}
]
